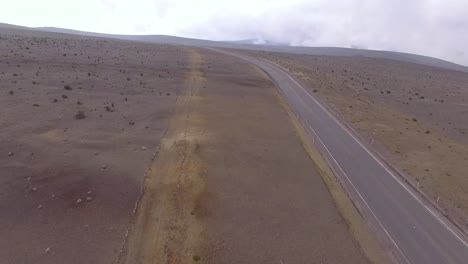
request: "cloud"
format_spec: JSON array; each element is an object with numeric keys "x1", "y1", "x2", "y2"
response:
[
  {"x1": 175, "y1": 0, "x2": 468, "y2": 65},
  {"x1": 0, "y1": 0, "x2": 467, "y2": 65}
]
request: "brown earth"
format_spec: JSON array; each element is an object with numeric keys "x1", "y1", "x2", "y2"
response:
[
  {"x1": 0, "y1": 29, "x2": 187, "y2": 263},
  {"x1": 1, "y1": 27, "x2": 384, "y2": 264},
  {"x1": 247, "y1": 50, "x2": 468, "y2": 231}
]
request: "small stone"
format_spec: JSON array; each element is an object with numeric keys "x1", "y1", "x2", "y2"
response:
[
  {"x1": 8, "y1": 152, "x2": 14, "y2": 156},
  {"x1": 31, "y1": 187, "x2": 38, "y2": 192},
  {"x1": 94, "y1": 152, "x2": 99, "y2": 156},
  {"x1": 101, "y1": 165, "x2": 107, "y2": 170},
  {"x1": 76, "y1": 198, "x2": 83, "y2": 204},
  {"x1": 37, "y1": 204, "x2": 43, "y2": 209},
  {"x1": 86, "y1": 196, "x2": 93, "y2": 202},
  {"x1": 87, "y1": 191, "x2": 93, "y2": 195},
  {"x1": 141, "y1": 146, "x2": 147, "y2": 150},
  {"x1": 51, "y1": 194, "x2": 56, "y2": 198},
  {"x1": 45, "y1": 247, "x2": 51, "y2": 253}
]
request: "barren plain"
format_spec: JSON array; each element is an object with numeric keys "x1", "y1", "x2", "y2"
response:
[{"x1": 1, "y1": 28, "x2": 377, "y2": 263}]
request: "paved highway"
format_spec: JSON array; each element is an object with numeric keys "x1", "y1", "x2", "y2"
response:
[{"x1": 216, "y1": 49, "x2": 468, "y2": 264}]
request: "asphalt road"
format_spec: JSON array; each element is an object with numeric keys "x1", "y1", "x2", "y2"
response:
[{"x1": 217, "y1": 49, "x2": 468, "y2": 264}]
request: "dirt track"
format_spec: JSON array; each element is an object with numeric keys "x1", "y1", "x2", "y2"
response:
[
  {"x1": 119, "y1": 48, "x2": 378, "y2": 263},
  {"x1": 1, "y1": 28, "x2": 381, "y2": 264}
]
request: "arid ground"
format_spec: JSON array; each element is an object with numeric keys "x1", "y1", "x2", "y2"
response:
[
  {"x1": 248, "y1": 50, "x2": 468, "y2": 231},
  {"x1": 0, "y1": 29, "x2": 383, "y2": 263}
]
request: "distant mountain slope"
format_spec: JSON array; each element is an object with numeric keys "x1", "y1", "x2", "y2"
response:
[
  {"x1": 36, "y1": 27, "x2": 468, "y2": 73},
  {"x1": 251, "y1": 46, "x2": 468, "y2": 73},
  {"x1": 2, "y1": 25, "x2": 465, "y2": 73},
  {"x1": 0, "y1": 22, "x2": 30, "y2": 29}
]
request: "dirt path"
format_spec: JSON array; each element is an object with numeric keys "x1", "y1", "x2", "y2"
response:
[
  {"x1": 118, "y1": 48, "x2": 379, "y2": 264},
  {"x1": 118, "y1": 48, "x2": 206, "y2": 264}
]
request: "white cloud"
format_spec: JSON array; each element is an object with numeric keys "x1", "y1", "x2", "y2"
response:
[{"x1": 0, "y1": 0, "x2": 467, "y2": 65}]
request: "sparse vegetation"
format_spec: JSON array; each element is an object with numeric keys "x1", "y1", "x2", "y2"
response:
[
  {"x1": 192, "y1": 255, "x2": 201, "y2": 262},
  {"x1": 75, "y1": 110, "x2": 86, "y2": 120}
]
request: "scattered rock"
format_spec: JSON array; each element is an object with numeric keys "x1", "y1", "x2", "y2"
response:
[
  {"x1": 45, "y1": 247, "x2": 51, "y2": 254},
  {"x1": 37, "y1": 204, "x2": 43, "y2": 209},
  {"x1": 31, "y1": 187, "x2": 38, "y2": 192},
  {"x1": 141, "y1": 146, "x2": 147, "y2": 150},
  {"x1": 86, "y1": 196, "x2": 93, "y2": 202},
  {"x1": 76, "y1": 198, "x2": 83, "y2": 204},
  {"x1": 51, "y1": 194, "x2": 56, "y2": 198},
  {"x1": 8, "y1": 152, "x2": 14, "y2": 156}
]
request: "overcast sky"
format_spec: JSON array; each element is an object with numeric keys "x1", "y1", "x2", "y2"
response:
[{"x1": 1, "y1": 0, "x2": 467, "y2": 65}]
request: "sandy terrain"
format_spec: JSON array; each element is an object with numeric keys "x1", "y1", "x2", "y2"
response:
[
  {"x1": 248, "y1": 50, "x2": 468, "y2": 230},
  {"x1": 1, "y1": 27, "x2": 383, "y2": 263},
  {"x1": 0, "y1": 29, "x2": 186, "y2": 263}
]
